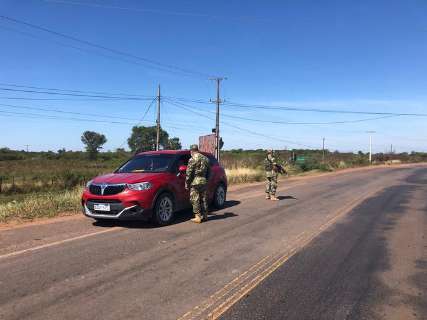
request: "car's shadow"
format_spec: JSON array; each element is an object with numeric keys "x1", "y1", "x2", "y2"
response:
[{"x1": 92, "y1": 200, "x2": 241, "y2": 229}]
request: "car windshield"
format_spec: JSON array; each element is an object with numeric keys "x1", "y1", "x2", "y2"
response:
[{"x1": 116, "y1": 154, "x2": 176, "y2": 173}]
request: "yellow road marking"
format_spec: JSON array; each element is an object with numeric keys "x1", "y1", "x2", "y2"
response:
[
  {"x1": 178, "y1": 186, "x2": 384, "y2": 320},
  {"x1": 177, "y1": 232, "x2": 309, "y2": 320},
  {"x1": 0, "y1": 227, "x2": 121, "y2": 260}
]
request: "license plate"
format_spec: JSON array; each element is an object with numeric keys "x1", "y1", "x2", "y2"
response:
[{"x1": 94, "y1": 203, "x2": 110, "y2": 212}]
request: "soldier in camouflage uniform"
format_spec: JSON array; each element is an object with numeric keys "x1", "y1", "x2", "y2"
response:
[
  {"x1": 185, "y1": 144, "x2": 210, "y2": 223},
  {"x1": 264, "y1": 149, "x2": 279, "y2": 201}
]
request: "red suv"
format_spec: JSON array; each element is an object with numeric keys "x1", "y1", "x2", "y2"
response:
[{"x1": 82, "y1": 150, "x2": 227, "y2": 225}]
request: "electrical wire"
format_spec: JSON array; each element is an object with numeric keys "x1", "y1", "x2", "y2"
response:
[
  {"x1": 165, "y1": 99, "x2": 315, "y2": 148},
  {"x1": 0, "y1": 96, "x2": 145, "y2": 101},
  {"x1": 116, "y1": 98, "x2": 157, "y2": 148},
  {"x1": 164, "y1": 98, "x2": 402, "y2": 125},
  {"x1": 224, "y1": 101, "x2": 427, "y2": 117},
  {"x1": 0, "y1": 82, "x2": 152, "y2": 98},
  {"x1": 0, "y1": 110, "x2": 138, "y2": 125},
  {"x1": 0, "y1": 87, "x2": 152, "y2": 100},
  {"x1": 0, "y1": 14, "x2": 215, "y2": 78},
  {"x1": 0, "y1": 23, "x2": 161, "y2": 73},
  {"x1": 44, "y1": 0, "x2": 271, "y2": 23},
  {"x1": 0, "y1": 103, "x2": 148, "y2": 122}
]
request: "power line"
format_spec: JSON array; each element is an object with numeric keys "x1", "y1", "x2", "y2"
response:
[
  {"x1": 0, "y1": 96, "x2": 143, "y2": 101},
  {"x1": 0, "y1": 100, "x2": 207, "y2": 131},
  {"x1": 44, "y1": 0, "x2": 271, "y2": 23},
  {"x1": 0, "y1": 82, "x2": 152, "y2": 98},
  {"x1": 224, "y1": 101, "x2": 427, "y2": 117},
  {"x1": 165, "y1": 99, "x2": 314, "y2": 148},
  {"x1": 0, "y1": 82, "x2": 214, "y2": 103},
  {"x1": 0, "y1": 23, "x2": 160, "y2": 72},
  {"x1": 0, "y1": 102, "x2": 150, "y2": 122},
  {"x1": 164, "y1": 98, "x2": 401, "y2": 125},
  {"x1": 0, "y1": 87, "x2": 152, "y2": 100},
  {"x1": 117, "y1": 98, "x2": 157, "y2": 149},
  {"x1": 0, "y1": 14, "x2": 215, "y2": 78},
  {"x1": 0, "y1": 110, "x2": 137, "y2": 125}
]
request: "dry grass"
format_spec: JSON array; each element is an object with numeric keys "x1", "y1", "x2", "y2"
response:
[
  {"x1": 225, "y1": 167, "x2": 265, "y2": 185},
  {"x1": 0, "y1": 187, "x2": 83, "y2": 223}
]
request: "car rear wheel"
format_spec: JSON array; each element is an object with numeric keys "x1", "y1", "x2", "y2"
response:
[
  {"x1": 213, "y1": 184, "x2": 226, "y2": 209},
  {"x1": 153, "y1": 193, "x2": 175, "y2": 226}
]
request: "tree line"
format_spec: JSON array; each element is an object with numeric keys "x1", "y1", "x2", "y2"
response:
[{"x1": 81, "y1": 125, "x2": 182, "y2": 159}]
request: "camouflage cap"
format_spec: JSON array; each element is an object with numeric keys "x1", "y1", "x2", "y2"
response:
[{"x1": 190, "y1": 144, "x2": 199, "y2": 151}]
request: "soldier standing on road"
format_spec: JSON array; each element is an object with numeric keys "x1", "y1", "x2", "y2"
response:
[
  {"x1": 185, "y1": 144, "x2": 210, "y2": 223},
  {"x1": 264, "y1": 149, "x2": 280, "y2": 201}
]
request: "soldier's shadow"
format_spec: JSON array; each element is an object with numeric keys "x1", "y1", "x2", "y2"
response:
[
  {"x1": 206, "y1": 212, "x2": 238, "y2": 221},
  {"x1": 277, "y1": 195, "x2": 297, "y2": 200},
  {"x1": 168, "y1": 200, "x2": 240, "y2": 225}
]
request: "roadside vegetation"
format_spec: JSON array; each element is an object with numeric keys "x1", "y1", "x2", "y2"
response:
[{"x1": 1, "y1": 146, "x2": 427, "y2": 224}]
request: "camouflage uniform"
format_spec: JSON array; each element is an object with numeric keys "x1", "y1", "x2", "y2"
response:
[
  {"x1": 264, "y1": 153, "x2": 279, "y2": 198},
  {"x1": 186, "y1": 150, "x2": 210, "y2": 222}
]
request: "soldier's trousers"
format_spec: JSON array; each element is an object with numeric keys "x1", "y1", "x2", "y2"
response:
[
  {"x1": 190, "y1": 184, "x2": 208, "y2": 218},
  {"x1": 265, "y1": 175, "x2": 278, "y2": 196}
]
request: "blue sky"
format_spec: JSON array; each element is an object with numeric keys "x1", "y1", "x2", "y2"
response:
[{"x1": 1, "y1": 0, "x2": 427, "y2": 153}]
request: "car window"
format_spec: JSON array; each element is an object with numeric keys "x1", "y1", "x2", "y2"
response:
[
  {"x1": 208, "y1": 155, "x2": 219, "y2": 166},
  {"x1": 173, "y1": 154, "x2": 191, "y2": 172},
  {"x1": 116, "y1": 154, "x2": 176, "y2": 173}
]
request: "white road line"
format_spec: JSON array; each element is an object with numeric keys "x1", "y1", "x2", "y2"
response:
[{"x1": 0, "y1": 227, "x2": 121, "y2": 260}]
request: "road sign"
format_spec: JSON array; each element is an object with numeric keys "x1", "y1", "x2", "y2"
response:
[
  {"x1": 295, "y1": 156, "x2": 306, "y2": 163},
  {"x1": 199, "y1": 134, "x2": 216, "y2": 155}
]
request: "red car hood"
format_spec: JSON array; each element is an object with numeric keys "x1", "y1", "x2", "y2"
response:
[{"x1": 92, "y1": 172, "x2": 166, "y2": 184}]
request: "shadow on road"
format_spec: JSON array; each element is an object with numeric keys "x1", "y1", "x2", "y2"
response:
[
  {"x1": 277, "y1": 195, "x2": 297, "y2": 200},
  {"x1": 92, "y1": 200, "x2": 241, "y2": 229}
]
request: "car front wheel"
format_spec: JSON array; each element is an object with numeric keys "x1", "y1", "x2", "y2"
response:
[
  {"x1": 153, "y1": 193, "x2": 175, "y2": 226},
  {"x1": 213, "y1": 184, "x2": 226, "y2": 209}
]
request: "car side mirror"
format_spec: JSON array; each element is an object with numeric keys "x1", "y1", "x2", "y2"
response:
[{"x1": 178, "y1": 165, "x2": 187, "y2": 173}]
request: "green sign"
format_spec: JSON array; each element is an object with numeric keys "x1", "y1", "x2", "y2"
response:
[{"x1": 295, "y1": 156, "x2": 306, "y2": 163}]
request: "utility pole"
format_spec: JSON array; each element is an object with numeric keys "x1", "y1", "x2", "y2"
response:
[
  {"x1": 210, "y1": 77, "x2": 226, "y2": 161},
  {"x1": 25, "y1": 144, "x2": 30, "y2": 152},
  {"x1": 322, "y1": 137, "x2": 325, "y2": 163},
  {"x1": 156, "y1": 85, "x2": 161, "y2": 151},
  {"x1": 366, "y1": 131, "x2": 375, "y2": 164}
]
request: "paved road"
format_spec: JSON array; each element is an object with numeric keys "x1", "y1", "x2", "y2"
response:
[{"x1": 0, "y1": 165, "x2": 426, "y2": 320}]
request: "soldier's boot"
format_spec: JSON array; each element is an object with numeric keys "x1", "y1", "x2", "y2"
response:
[
  {"x1": 202, "y1": 213, "x2": 208, "y2": 222},
  {"x1": 265, "y1": 194, "x2": 271, "y2": 200},
  {"x1": 191, "y1": 214, "x2": 203, "y2": 224},
  {"x1": 270, "y1": 195, "x2": 279, "y2": 201}
]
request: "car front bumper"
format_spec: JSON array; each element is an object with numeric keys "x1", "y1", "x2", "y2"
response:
[{"x1": 83, "y1": 202, "x2": 151, "y2": 220}]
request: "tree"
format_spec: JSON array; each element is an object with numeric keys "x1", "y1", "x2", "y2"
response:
[
  {"x1": 167, "y1": 137, "x2": 182, "y2": 150},
  {"x1": 127, "y1": 126, "x2": 182, "y2": 153},
  {"x1": 81, "y1": 131, "x2": 107, "y2": 159}
]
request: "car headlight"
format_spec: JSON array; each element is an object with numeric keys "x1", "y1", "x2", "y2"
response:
[
  {"x1": 86, "y1": 180, "x2": 93, "y2": 189},
  {"x1": 127, "y1": 182, "x2": 152, "y2": 191}
]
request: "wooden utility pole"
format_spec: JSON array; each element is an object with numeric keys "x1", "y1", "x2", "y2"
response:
[
  {"x1": 156, "y1": 85, "x2": 161, "y2": 151},
  {"x1": 210, "y1": 77, "x2": 226, "y2": 161}
]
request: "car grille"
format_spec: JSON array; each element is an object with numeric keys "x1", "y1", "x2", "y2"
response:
[{"x1": 89, "y1": 184, "x2": 126, "y2": 195}]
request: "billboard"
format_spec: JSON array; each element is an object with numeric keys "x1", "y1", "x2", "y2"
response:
[{"x1": 199, "y1": 134, "x2": 216, "y2": 155}]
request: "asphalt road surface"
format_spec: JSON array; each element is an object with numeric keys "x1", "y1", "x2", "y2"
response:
[{"x1": 0, "y1": 165, "x2": 426, "y2": 320}]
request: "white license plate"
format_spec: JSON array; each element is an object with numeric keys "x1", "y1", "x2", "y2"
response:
[{"x1": 94, "y1": 203, "x2": 110, "y2": 212}]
